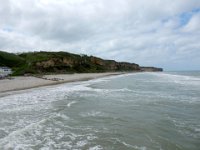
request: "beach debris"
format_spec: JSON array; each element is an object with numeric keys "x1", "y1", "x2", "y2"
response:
[{"x1": 33, "y1": 75, "x2": 64, "y2": 81}]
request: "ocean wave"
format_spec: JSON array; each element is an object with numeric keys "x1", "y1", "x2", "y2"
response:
[
  {"x1": 111, "y1": 138, "x2": 147, "y2": 150},
  {"x1": 0, "y1": 111, "x2": 101, "y2": 150},
  {"x1": 89, "y1": 145, "x2": 103, "y2": 150},
  {"x1": 1, "y1": 72, "x2": 199, "y2": 149},
  {"x1": 150, "y1": 72, "x2": 200, "y2": 86},
  {"x1": 167, "y1": 116, "x2": 200, "y2": 139},
  {"x1": 80, "y1": 111, "x2": 105, "y2": 117},
  {"x1": 67, "y1": 101, "x2": 77, "y2": 108}
]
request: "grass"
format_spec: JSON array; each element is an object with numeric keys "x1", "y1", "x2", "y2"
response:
[{"x1": 0, "y1": 51, "x2": 141, "y2": 75}]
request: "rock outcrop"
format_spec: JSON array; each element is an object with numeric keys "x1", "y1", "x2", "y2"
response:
[{"x1": 34, "y1": 55, "x2": 141, "y2": 73}]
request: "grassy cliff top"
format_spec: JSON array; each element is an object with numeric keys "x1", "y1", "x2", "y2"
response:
[
  {"x1": 0, "y1": 51, "x2": 25, "y2": 67},
  {"x1": 0, "y1": 50, "x2": 162, "y2": 75}
]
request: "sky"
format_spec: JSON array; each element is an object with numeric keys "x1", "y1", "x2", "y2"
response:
[{"x1": 0, "y1": 0, "x2": 200, "y2": 71}]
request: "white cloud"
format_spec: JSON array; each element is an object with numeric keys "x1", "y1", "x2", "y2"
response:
[
  {"x1": 0, "y1": 0, "x2": 200, "y2": 70},
  {"x1": 183, "y1": 13, "x2": 200, "y2": 32}
]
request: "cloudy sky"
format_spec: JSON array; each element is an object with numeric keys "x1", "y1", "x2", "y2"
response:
[{"x1": 0, "y1": 0, "x2": 200, "y2": 70}]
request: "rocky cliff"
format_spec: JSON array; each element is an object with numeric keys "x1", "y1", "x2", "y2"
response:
[
  {"x1": 0, "y1": 51, "x2": 163, "y2": 75},
  {"x1": 140, "y1": 67, "x2": 163, "y2": 72},
  {"x1": 33, "y1": 55, "x2": 141, "y2": 73}
]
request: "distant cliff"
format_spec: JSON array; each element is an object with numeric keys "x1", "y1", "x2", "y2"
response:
[
  {"x1": 140, "y1": 67, "x2": 163, "y2": 72},
  {"x1": 0, "y1": 51, "x2": 162, "y2": 75}
]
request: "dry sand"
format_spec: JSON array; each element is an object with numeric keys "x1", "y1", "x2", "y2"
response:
[{"x1": 0, "y1": 72, "x2": 122, "y2": 95}]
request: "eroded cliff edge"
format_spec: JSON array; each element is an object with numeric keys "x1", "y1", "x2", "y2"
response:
[{"x1": 0, "y1": 51, "x2": 163, "y2": 75}]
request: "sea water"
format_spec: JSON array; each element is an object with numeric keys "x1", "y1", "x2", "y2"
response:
[{"x1": 0, "y1": 72, "x2": 200, "y2": 150}]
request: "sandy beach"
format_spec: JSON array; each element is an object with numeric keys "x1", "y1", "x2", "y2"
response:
[{"x1": 0, "y1": 72, "x2": 122, "y2": 95}]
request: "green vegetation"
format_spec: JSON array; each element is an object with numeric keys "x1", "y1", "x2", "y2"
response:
[
  {"x1": 0, "y1": 51, "x2": 142, "y2": 76},
  {"x1": 0, "y1": 51, "x2": 25, "y2": 67}
]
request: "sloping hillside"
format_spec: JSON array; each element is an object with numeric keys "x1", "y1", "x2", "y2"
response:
[
  {"x1": 17, "y1": 51, "x2": 140, "y2": 75},
  {"x1": 0, "y1": 51, "x2": 162, "y2": 75},
  {"x1": 0, "y1": 51, "x2": 25, "y2": 67}
]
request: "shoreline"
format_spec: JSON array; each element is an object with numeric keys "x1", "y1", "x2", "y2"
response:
[{"x1": 0, "y1": 72, "x2": 124, "y2": 97}]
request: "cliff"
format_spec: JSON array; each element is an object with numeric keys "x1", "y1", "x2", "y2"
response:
[
  {"x1": 0, "y1": 51, "x2": 162, "y2": 75},
  {"x1": 18, "y1": 52, "x2": 140, "y2": 74},
  {"x1": 140, "y1": 67, "x2": 163, "y2": 72}
]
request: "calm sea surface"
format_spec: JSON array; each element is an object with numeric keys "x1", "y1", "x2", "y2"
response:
[{"x1": 0, "y1": 72, "x2": 200, "y2": 150}]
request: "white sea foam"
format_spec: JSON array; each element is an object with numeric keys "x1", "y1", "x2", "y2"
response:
[
  {"x1": 0, "y1": 113, "x2": 97, "y2": 149},
  {"x1": 0, "y1": 72, "x2": 199, "y2": 149},
  {"x1": 89, "y1": 145, "x2": 103, "y2": 150},
  {"x1": 150, "y1": 72, "x2": 200, "y2": 86},
  {"x1": 167, "y1": 115, "x2": 200, "y2": 139},
  {"x1": 55, "y1": 113, "x2": 70, "y2": 120},
  {"x1": 76, "y1": 140, "x2": 88, "y2": 147},
  {"x1": 194, "y1": 128, "x2": 200, "y2": 132},
  {"x1": 80, "y1": 111, "x2": 105, "y2": 117},
  {"x1": 67, "y1": 101, "x2": 77, "y2": 108},
  {"x1": 113, "y1": 138, "x2": 147, "y2": 150}
]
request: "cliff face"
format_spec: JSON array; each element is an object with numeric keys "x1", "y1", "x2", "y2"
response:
[
  {"x1": 90, "y1": 57, "x2": 140, "y2": 71},
  {"x1": 33, "y1": 55, "x2": 141, "y2": 73},
  {"x1": 36, "y1": 58, "x2": 75, "y2": 69},
  {"x1": 140, "y1": 67, "x2": 163, "y2": 72},
  {"x1": 117, "y1": 62, "x2": 140, "y2": 71},
  {"x1": 0, "y1": 51, "x2": 163, "y2": 75}
]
